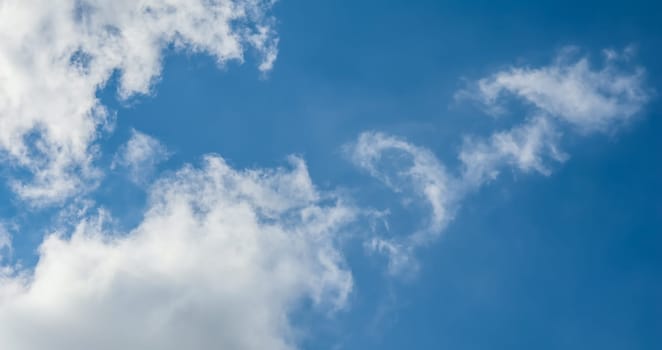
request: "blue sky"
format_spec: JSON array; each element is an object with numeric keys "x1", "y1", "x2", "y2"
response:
[{"x1": 0, "y1": 1, "x2": 660, "y2": 349}]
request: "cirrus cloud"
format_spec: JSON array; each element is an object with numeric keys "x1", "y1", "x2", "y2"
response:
[{"x1": 348, "y1": 47, "x2": 650, "y2": 276}]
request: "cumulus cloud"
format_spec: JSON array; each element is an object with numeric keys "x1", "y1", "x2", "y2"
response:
[
  {"x1": 0, "y1": 155, "x2": 354, "y2": 350},
  {"x1": 462, "y1": 47, "x2": 649, "y2": 132},
  {"x1": 0, "y1": 0, "x2": 278, "y2": 205},
  {"x1": 349, "y1": 47, "x2": 649, "y2": 275},
  {"x1": 112, "y1": 129, "x2": 170, "y2": 184}
]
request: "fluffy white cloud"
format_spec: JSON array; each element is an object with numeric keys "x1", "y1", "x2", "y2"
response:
[
  {"x1": 463, "y1": 47, "x2": 649, "y2": 132},
  {"x1": 0, "y1": 155, "x2": 355, "y2": 350},
  {"x1": 0, "y1": 0, "x2": 278, "y2": 205},
  {"x1": 112, "y1": 129, "x2": 170, "y2": 184}
]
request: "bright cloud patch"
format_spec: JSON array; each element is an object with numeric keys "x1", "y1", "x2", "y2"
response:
[
  {"x1": 112, "y1": 129, "x2": 170, "y2": 184},
  {"x1": 0, "y1": 156, "x2": 354, "y2": 350},
  {"x1": 0, "y1": 0, "x2": 277, "y2": 205},
  {"x1": 464, "y1": 47, "x2": 649, "y2": 132}
]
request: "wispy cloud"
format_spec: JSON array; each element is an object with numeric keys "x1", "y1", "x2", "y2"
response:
[
  {"x1": 348, "y1": 47, "x2": 650, "y2": 275},
  {"x1": 112, "y1": 129, "x2": 170, "y2": 185},
  {"x1": 0, "y1": 0, "x2": 278, "y2": 205},
  {"x1": 459, "y1": 115, "x2": 567, "y2": 188},
  {"x1": 458, "y1": 47, "x2": 649, "y2": 133},
  {"x1": 0, "y1": 155, "x2": 354, "y2": 350},
  {"x1": 346, "y1": 132, "x2": 456, "y2": 274}
]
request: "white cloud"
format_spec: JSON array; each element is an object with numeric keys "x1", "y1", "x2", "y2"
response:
[
  {"x1": 348, "y1": 48, "x2": 650, "y2": 276},
  {"x1": 346, "y1": 132, "x2": 456, "y2": 274},
  {"x1": 459, "y1": 116, "x2": 568, "y2": 188},
  {"x1": 347, "y1": 132, "x2": 456, "y2": 234},
  {"x1": 112, "y1": 129, "x2": 170, "y2": 184},
  {"x1": 346, "y1": 124, "x2": 565, "y2": 275},
  {"x1": 0, "y1": 0, "x2": 278, "y2": 205},
  {"x1": 463, "y1": 47, "x2": 649, "y2": 132},
  {"x1": 0, "y1": 155, "x2": 354, "y2": 350}
]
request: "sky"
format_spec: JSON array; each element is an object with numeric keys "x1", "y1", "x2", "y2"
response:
[{"x1": 0, "y1": 0, "x2": 660, "y2": 349}]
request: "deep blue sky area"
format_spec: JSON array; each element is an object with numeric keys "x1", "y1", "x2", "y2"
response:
[{"x1": 4, "y1": 1, "x2": 661, "y2": 349}]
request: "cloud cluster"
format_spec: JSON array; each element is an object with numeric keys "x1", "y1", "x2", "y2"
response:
[
  {"x1": 0, "y1": 155, "x2": 354, "y2": 350},
  {"x1": 0, "y1": 35, "x2": 651, "y2": 349},
  {"x1": 348, "y1": 48, "x2": 649, "y2": 274},
  {"x1": 0, "y1": 0, "x2": 278, "y2": 205}
]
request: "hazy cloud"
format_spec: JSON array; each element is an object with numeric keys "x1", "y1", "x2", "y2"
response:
[
  {"x1": 0, "y1": 225, "x2": 10, "y2": 263},
  {"x1": 112, "y1": 129, "x2": 170, "y2": 184}
]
